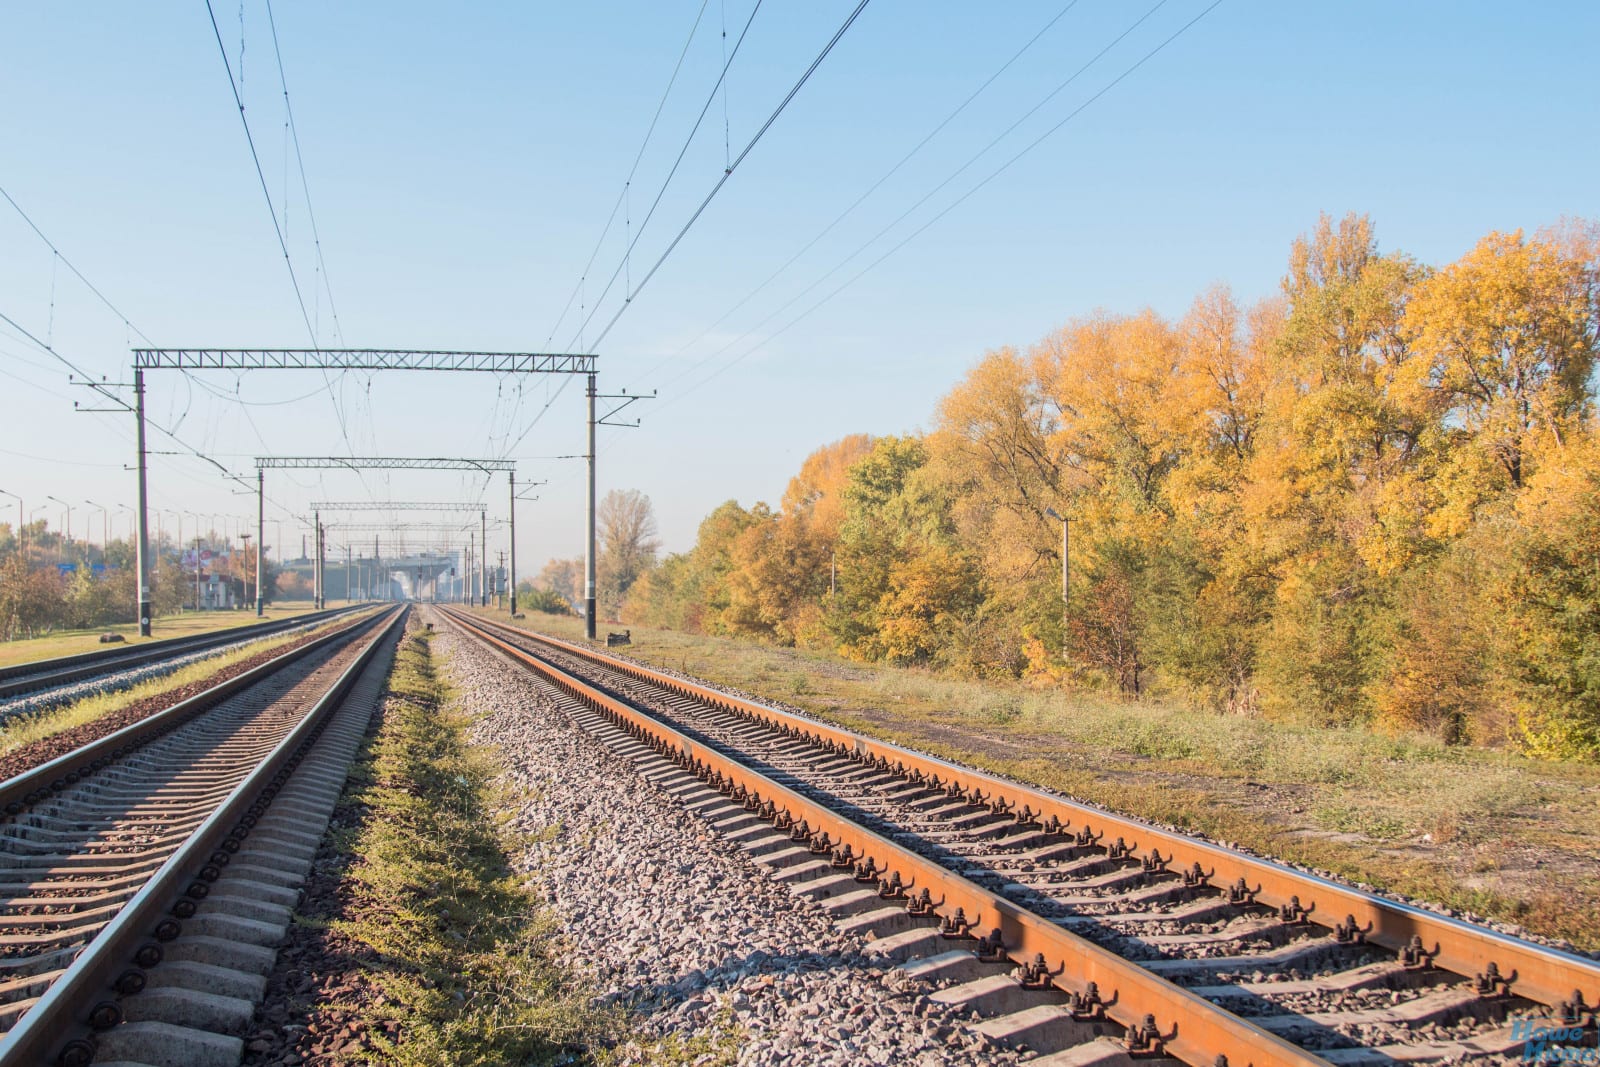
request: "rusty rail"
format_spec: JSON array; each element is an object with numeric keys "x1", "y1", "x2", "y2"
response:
[
  {"x1": 449, "y1": 609, "x2": 1333, "y2": 1067},
  {"x1": 447, "y1": 608, "x2": 1600, "y2": 1022}
]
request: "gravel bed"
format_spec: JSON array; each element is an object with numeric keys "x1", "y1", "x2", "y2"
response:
[
  {"x1": 0, "y1": 615, "x2": 336, "y2": 723},
  {"x1": 436, "y1": 622, "x2": 1029, "y2": 1066}
]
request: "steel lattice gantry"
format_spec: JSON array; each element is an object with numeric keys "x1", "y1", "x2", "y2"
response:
[
  {"x1": 257, "y1": 458, "x2": 516, "y2": 611},
  {"x1": 126, "y1": 347, "x2": 598, "y2": 634},
  {"x1": 308, "y1": 501, "x2": 489, "y2": 512},
  {"x1": 133, "y1": 349, "x2": 595, "y2": 375},
  {"x1": 256, "y1": 457, "x2": 516, "y2": 472}
]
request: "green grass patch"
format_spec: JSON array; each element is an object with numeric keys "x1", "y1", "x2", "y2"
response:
[{"x1": 333, "y1": 625, "x2": 615, "y2": 1066}]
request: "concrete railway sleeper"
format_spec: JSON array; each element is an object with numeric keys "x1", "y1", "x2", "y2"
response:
[
  {"x1": 0, "y1": 605, "x2": 406, "y2": 1067},
  {"x1": 442, "y1": 607, "x2": 1600, "y2": 1065}
]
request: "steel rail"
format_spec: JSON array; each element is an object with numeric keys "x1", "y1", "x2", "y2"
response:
[
  {"x1": 449, "y1": 609, "x2": 1600, "y2": 1020},
  {"x1": 0, "y1": 605, "x2": 406, "y2": 1067},
  {"x1": 0, "y1": 607, "x2": 384, "y2": 816},
  {"x1": 0, "y1": 606, "x2": 363, "y2": 699},
  {"x1": 448, "y1": 609, "x2": 1326, "y2": 1067}
]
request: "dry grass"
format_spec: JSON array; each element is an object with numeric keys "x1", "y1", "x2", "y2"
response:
[
  {"x1": 0, "y1": 600, "x2": 323, "y2": 669},
  {"x1": 473, "y1": 607, "x2": 1600, "y2": 951}
]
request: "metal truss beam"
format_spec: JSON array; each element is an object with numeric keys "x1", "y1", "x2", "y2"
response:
[
  {"x1": 135, "y1": 348, "x2": 595, "y2": 374},
  {"x1": 255, "y1": 456, "x2": 515, "y2": 472},
  {"x1": 310, "y1": 501, "x2": 486, "y2": 512},
  {"x1": 320, "y1": 522, "x2": 484, "y2": 532}
]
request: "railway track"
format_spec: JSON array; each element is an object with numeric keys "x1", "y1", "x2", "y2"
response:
[
  {"x1": 441, "y1": 607, "x2": 1600, "y2": 1066},
  {"x1": 0, "y1": 607, "x2": 364, "y2": 708},
  {"x1": 0, "y1": 605, "x2": 406, "y2": 1067}
]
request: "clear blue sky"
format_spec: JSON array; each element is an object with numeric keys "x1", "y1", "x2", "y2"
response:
[{"x1": 2, "y1": 1, "x2": 1596, "y2": 570}]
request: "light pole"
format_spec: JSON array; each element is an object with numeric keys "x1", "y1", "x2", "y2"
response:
[
  {"x1": 0, "y1": 489, "x2": 21, "y2": 554},
  {"x1": 185, "y1": 513, "x2": 203, "y2": 611},
  {"x1": 1045, "y1": 507, "x2": 1070, "y2": 656},
  {"x1": 85, "y1": 500, "x2": 107, "y2": 553},
  {"x1": 46, "y1": 496, "x2": 72, "y2": 545},
  {"x1": 241, "y1": 533, "x2": 253, "y2": 610},
  {"x1": 113, "y1": 503, "x2": 133, "y2": 545}
]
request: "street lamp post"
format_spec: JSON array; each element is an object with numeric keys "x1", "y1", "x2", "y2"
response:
[
  {"x1": 46, "y1": 496, "x2": 72, "y2": 545},
  {"x1": 85, "y1": 500, "x2": 107, "y2": 553},
  {"x1": 0, "y1": 490, "x2": 21, "y2": 554}
]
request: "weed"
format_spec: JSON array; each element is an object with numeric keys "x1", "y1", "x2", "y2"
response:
[{"x1": 331, "y1": 625, "x2": 617, "y2": 1065}]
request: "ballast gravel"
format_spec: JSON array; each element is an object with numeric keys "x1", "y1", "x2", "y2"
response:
[{"x1": 435, "y1": 624, "x2": 1026, "y2": 1067}]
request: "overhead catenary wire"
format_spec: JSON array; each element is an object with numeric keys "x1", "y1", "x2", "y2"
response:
[
  {"x1": 579, "y1": 0, "x2": 873, "y2": 354},
  {"x1": 204, "y1": 0, "x2": 360, "y2": 465},
  {"x1": 0, "y1": 184, "x2": 158, "y2": 348},
  {"x1": 652, "y1": 0, "x2": 1226, "y2": 415},
  {"x1": 632, "y1": 0, "x2": 1086, "y2": 387},
  {"x1": 263, "y1": 0, "x2": 345, "y2": 348},
  {"x1": 652, "y1": 0, "x2": 1174, "y2": 398},
  {"x1": 561, "y1": 0, "x2": 770, "y2": 353},
  {"x1": 541, "y1": 0, "x2": 715, "y2": 352}
]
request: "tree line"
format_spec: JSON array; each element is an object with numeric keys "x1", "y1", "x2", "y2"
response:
[
  {"x1": 0, "y1": 524, "x2": 276, "y2": 640},
  {"x1": 596, "y1": 215, "x2": 1599, "y2": 759}
]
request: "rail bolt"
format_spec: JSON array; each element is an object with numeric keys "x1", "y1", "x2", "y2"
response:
[
  {"x1": 133, "y1": 943, "x2": 163, "y2": 968},
  {"x1": 56, "y1": 1038, "x2": 97, "y2": 1067},
  {"x1": 153, "y1": 918, "x2": 182, "y2": 942},
  {"x1": 171, "y1": 899, "x2": 197, "y2": 919},
  {"x1": 87, "y1": 1000, "x2": 123, "y2": 1030},
  {"x1": 114, "y1": 969, "x2": 147, "y2": 995}
]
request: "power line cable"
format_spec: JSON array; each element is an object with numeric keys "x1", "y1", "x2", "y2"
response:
[
  {"x1": 562, "y1": 0, "x2": 769, "y2": 352},
  {"x1": 510, "y1": 1, "x2": 869, "y2": 457},
  {"x1": 581, "y1": 0, "x2": 872, "y2": 353},
  {"x1": 655, "y1": 0, "x2": 1179, "y2": 399},
  {"x1": 634, "y1": 0, "x2": 1084, "y2": 386},
  {"x1": 542, "y1": 0, "x2": 714, "y2": 351},
  {"x1": 659, "y1": 0, "x2": 1225, "y2": 413},
  {"x1": 0, "y1": 184, "x2": 159, "y2": 348},
  {"x1": 204, "y1": 0, "x2": 358, "y2": 463},
  {"x1": 264, "y1": 0, "x2": 345, "y2": 347}
]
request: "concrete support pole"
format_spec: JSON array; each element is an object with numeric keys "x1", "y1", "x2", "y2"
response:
[
  {"x1": 509, "y1": 471, "x2": 518, "y2": 616},
  {"x1": 585, "y1": 372, "x2": 597, "y2": 640},
  {"x1": 134, "y1": 368, "x2": 153, "y2": 636},
  {"x1": 255, "y1": 468, "x2": 265, "y2": 616}
]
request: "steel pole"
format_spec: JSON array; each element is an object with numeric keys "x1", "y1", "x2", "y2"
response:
[
  {"x1": 255, "y1": 469, "x2": 265, "y2": 616},
  {"x1": 585, "y1": 372, "x2": 597, "y2": 640},
  {"x1": 480, "y1": 511, "x2": 487, "y2": 607},
  {"x1": 131, "y1": 369, "x2": 153, "y2": 634},
  {"x1": 509, "y1": 471, "x2": 517, "y2": 615}
]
